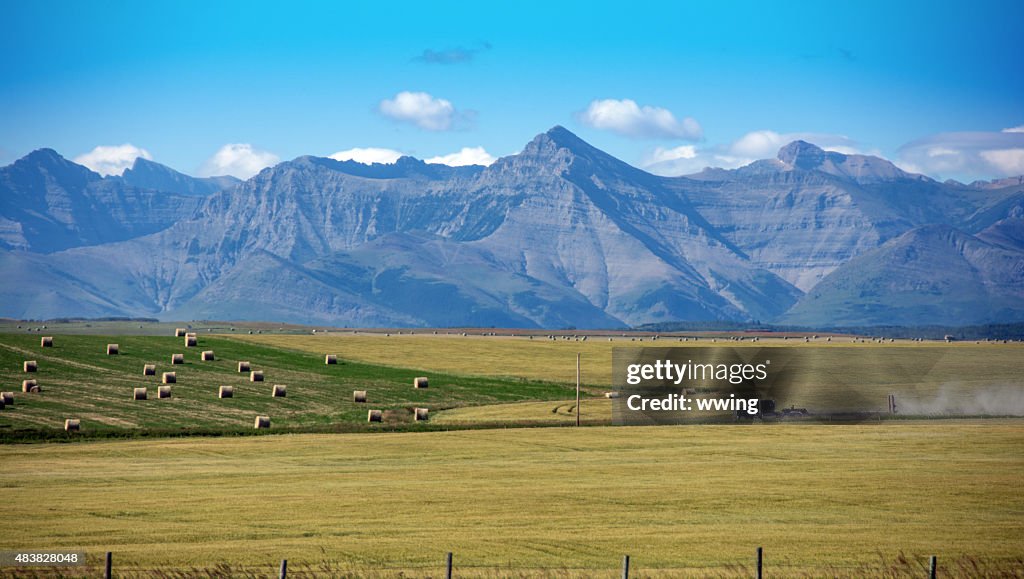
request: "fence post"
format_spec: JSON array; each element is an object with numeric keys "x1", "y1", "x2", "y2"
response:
[
  {"x1": 104, "y1": 552, "x2": 112, "y2": 579},
  {"x1": 446, "y1": 551, "x2": 453, "y2": 579},
  {"x1": 622, "y1": 554, "x2": 630, "y2": 579},
  {"x1": 929, "y1": 555, "x2": 937, "y2": 579},
  {"x1": 756, "y1": 546, "x2": 763, "y2": 579},
  {"x1": 279, "y1": 559, "x2": 287, "y2": 579}
]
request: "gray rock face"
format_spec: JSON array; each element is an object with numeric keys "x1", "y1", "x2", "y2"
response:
[
  {"x1": 0, "y1": 149, "x2": 204, "y2": 253},
  {"x1": 1, "y1": 129, "x2": 1022, "y2": 328}
]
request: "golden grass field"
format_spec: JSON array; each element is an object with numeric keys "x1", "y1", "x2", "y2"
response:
[{"x1": 1, "y1": 421, "x2": 1022, "y2": 577}]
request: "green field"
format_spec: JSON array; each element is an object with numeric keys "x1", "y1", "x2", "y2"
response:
[
  {"x1": 1, "y1": 422, "x2": 1022, "y2": 577},
  {"x1": 0, "y1": 333, "x2": 575, "y2": 438}
]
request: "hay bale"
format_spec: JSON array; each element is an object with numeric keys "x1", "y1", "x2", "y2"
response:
[
  {"x1": 238, "y1": 361, "x2": 251, "y2": 372},
  {"x1": 218, "y1": 385, "x2": 233, "y2": 399},
  {"x1": 413, "y1": 407, "x2": 429, "y2": 421},
  {"x1": 413, "y1": 376, "x2": 429, "y2": 389},
  {"x1": 325, "y1": 354, "x2": 337, "y2": 365},
  {"x1": 41, "y1": 336, "x2": 53, "y2": 347},
  {"x1": 158, "y1": 385, "x2": 172, "y2": 399},
  {"x1": 272, "y1": 384, "x2": 287, "y2": 397},
  {"x1": 0, "y1": 398, "x2": 4, "y2": 410},
  {"x1": 353, "y1": 390, "x2": 367, "y2": 403},
  {"x1": 64, "y1": 419, "x2": 80, "y2": 432},
  {"x1": 22, "y1": 379, "x2": 38, "y2": 393},
  {"x1": 605, "y1": 392, "x2": 621, "y2": 399},
  {"x1": 133, "y1": 387, "x2": 148, "y2": 400},
  {"x1": 175, "y1": 328, "x2": 187, "y2": 337},
  {"x1": 185, "y1": 335, "x2": 197, "y2": 347},
  {"x1": 367, "y1": 409, "x2": 382, "y2": 422},
  {"x1": 23, "y1": 360, "x2": 37, "y2": 372},
  {"x1": 106, "y1": 343, "x2": 119, "y2": 355},
  {"x1": 201, "y1": 350, "x2": 215, "y2": 361},
  {"x1": 1, "y1": 392, "x2": 13, "y2": 405},
  {"x1": 143, "y1": 364, "x2": 156, "y2": 376},
  {"x1": 254, "y1": 415, "x2": 270, "y2": 429},
  {"x1": 171, "y1": 353, "x2": 184, "y2": 365},
  {"x1": 162, "y1": 372, "x2": 176, "y2": 384},
  {"x1": 250, "y1": 370, "x2": 264, "y2": 382}
]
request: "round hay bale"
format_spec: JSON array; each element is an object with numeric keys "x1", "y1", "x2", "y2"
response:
[
  {"x1": 41, "y1": 336, "x2": 53, "y2": 347},
  {"x1": 64, "y1": 419, "x2": 80, "y2": 432},
  {"x1": 353, "y1": 390, "x2": 367, "y2": 403},
  {"x1": 605, "y1": 391, "x2": 621, "y2": 399},
  {"x1": 143, "y1": 364, "x2": 157, "y2": 376},
  {"x1": 272, "y1": 384, "x2": 287, "y2": 397},
  {"x1": 201, "y1": 350, "x2": 215, "y2": 361},
  {"x1": 1, "y1": 392, "x2": 13, "y2": 405},
  {"x1": 133, "y1": 387, "x2": 148, "y2": 400},
  {"x1": 106, "y1": 343, "x2": 119, "y2": 355},
  {"x1": 162, "y1": 372, "x2": 176, "y2": 384},
  {"x1": 175, "y1": 328, "x2": 187, "y2": 337},
  {"x1": 367, "y1": 409, "x2": 383, "y2": 422},
  {"x1": 413, "y1": 376, "x2": 429, "y2": 389},
  {"x1": 24, "y1": 360, "x2": 37, "y2": 372},
  {"x1": 413, "y1": 407, "x2": 429, "y2": 421},
  {"x1": 171, "y1": 353, "x2": 184, "y2": 365},
  {"x1": 325, "y1": 354, "x2": 337, "y2": 365},
  {"x1": 218, "y1": 385, "x2": 233, "y2": 399},
  {"x1": 238, "y1": 361, "x2": 251, "y2": 372},
  {"x1": 22, "y1": 379, "x2": 38, "y2": 393},
  {"x1": 185, "y1": 336, "x2": 197, "y2": 347},
  {"x1": 250, "y1": 370, "x2": 264, "y2": 382},
  {"x1": 158, "y1": 385, "x2": 172, "y2": 399},
  {"x1": 254, "y1": 415, "x2": 270, "y2": 429}
]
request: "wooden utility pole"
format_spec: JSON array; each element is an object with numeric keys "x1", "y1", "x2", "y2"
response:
[{"x1": 576, "y1": 352, "x2": 581, "y2": 426}]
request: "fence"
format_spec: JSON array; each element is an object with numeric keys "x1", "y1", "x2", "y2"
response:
[{"x1": 95, "y1": 549, "x2": 944, "y2": 579}]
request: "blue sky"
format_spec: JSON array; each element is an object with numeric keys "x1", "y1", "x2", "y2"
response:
[{"x1": 2, "y1": 0, "x2": 1022, "y2": 181}]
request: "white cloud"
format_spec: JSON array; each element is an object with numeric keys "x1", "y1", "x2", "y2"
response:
[
  {"x1": 329, "y1": 147, "x2": 405, "y2": 165},
  {"x1": 578, "y1": 99, "x2": 702, "y2": 140},
  {"x1": 730, "y1": 130, "x2": 859, "y2": 159},
  {"x1": 73, "y1": 143, "x2": 152, "y2": 176},
  {"x1": 379, "y1": 91, "x2": 456, "y2": 131},
  {"x1": 896, "y1": 130, "x2": 1024, "y2": 181},
  {"x1": 425, "y1": 146, "x2": 496, "y2": 166},
  {"x1": 199, "y1": 144, "x2": 278, "y2": 179}
]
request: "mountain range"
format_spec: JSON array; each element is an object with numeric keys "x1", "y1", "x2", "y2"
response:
[{"x1": 2, "y1": 127, "x2": 1023, "y2": 328}]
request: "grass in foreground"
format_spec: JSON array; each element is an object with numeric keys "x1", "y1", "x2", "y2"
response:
[{"x1": 0, "y1": 421, "x2": 1021, "y2": 577}]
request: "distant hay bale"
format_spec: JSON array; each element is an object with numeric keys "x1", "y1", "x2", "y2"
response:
[
  {"x1": 24, "y1": 360, "x2": 37, "y2": 372},
  {"x1": 41, "y1": 336, "x2": 53, "y2": 347},
  {"x1": 175, "y1": 328, "x2": 187, "y2": 337},
  {"x1": 367, "y1": 409, "x2": 383, "y2": 422},
  {"x1": 64, "y1": 419, "x2": 80, "y2": 432},
  {"x1": 1, "y1": 392, "x2": 13, "y2": 405},
  {"x1": 133, "y1": 387, "x2": 148, "y2": 400},
  {"x1": 185, "y1": 335, "x2": 197, "y2": 347},
  {"x1": 162, "y1": 372, "x2": 176, "y2": 384},
  {"x1": 254, "y1": 415, "x2": 270, "y2": 429},
  {"x1": 171, "y1": 353, "x2": 184, "y2": 365},
  {"x1": 143, "y1": 364, "x2": 156, "y2": 376},
  {"x1": 201, "y1": 350, "x2": 215, "y2": 361},
  {"x1": 106, "y1": 343, "x2": 119, "y2": 355},
  {"x1": 353, "y1": 390, "x2": 367, "y2": 403},
  {"x1": 218, "y1": 385, "x2": 233, "y2": 399},
  {"x1": 238, "y1": 361, "x2": 251, "y2": 372},
  {"x1": 185, "y1": 332, "x2": 197, "y2": 338},
  {"x1": 413, "y1": 376, "x2": 429, "y2": 389},
  {"x1": 325, "y1": 354, "x2": 337, "y2": 365},
  {"x1": 272, "y1": 384, "x2": 287, "y2": 397},
  {"x1": 250, "y1": 370, "x2": 264, "y2": 382},
  {"x1": 22, "y1": 379, "x2": 38, "y2": 393},
  {"x1": 605, "y1": 392, "x2": 621, "y2": 399},
  {"x1": 413, "y1": 407, "x2": 429, "y2": 421},
  {"x1": 158, "y1": 385, "x2": 172, "y2": 399}
]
